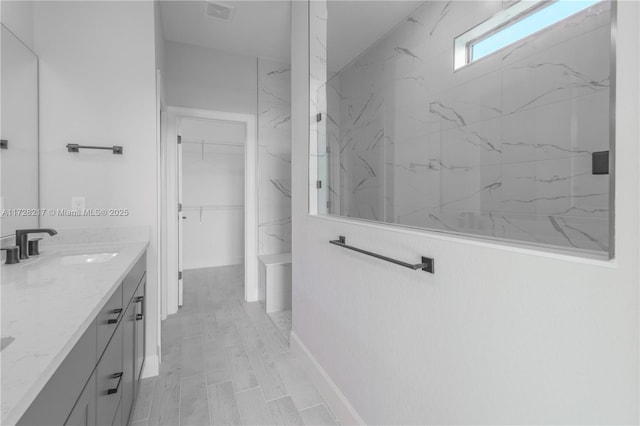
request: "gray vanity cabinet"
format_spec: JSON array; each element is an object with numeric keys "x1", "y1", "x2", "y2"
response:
[
  {"x1": 65, "y1": 372, "x2": 96, "y2": 426},
  {"x1": 16, "y1": 254, "x2": 147, "y2": 426}
]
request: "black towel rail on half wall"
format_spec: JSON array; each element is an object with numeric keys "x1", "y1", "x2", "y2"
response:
[
  {"x1": 66, "y1": 144, "x2": 123, "y2": 154},
  {"x1": 329, "y1": 236, "x2": 434, "y2": 274}
]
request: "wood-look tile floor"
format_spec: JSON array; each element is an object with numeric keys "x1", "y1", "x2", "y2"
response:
[{"x1": 131, "y1": 265, "x2": 338, "y2": 426}]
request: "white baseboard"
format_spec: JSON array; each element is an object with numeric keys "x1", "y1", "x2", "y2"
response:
[
  {"x1": 290, "y1": 331, "x2": 365, "y2": 425},
  {"x1": 141, "y1": 354, "x2": 159, "y2": 379}
]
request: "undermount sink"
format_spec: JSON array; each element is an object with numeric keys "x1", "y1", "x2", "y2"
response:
[{"x1": 62, "y1": 252, "x2": 119, "y2": 265}]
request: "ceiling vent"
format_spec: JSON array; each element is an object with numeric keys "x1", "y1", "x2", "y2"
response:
[{"x1": 205, "y1": 2, "x2": 235, "y2": 22}]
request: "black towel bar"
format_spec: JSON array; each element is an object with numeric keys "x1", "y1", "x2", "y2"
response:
[
  {"x1": 66, "y1": 144, "x2": 123, "y2": 154},
  {"x1": 329, "y1": 236, "x2": 434, "y2": 274}
]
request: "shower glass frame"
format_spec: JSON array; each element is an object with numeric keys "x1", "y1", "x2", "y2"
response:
[{"x1": 309, "y1": 0, "x2": 616, "y2": 260}]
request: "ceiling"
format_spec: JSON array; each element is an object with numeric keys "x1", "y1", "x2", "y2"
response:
[
  {"x1": 160, "y1": 0, "x2": 424, "y2": 66},
  {"x1": 160, "y1": 1, "x2": 292, "y2": 63},
  {"x1": 328, "y1": 1, "x2": 423, "y2": 71}
]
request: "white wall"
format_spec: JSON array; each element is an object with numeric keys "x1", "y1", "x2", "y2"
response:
[
  {"x1": 0, "y1": 0, "x2": 34, "y2": 50},
  {"x1": 165, "y1": 41, "x2": 257, "y2": 115},
  {"x1": 291, "y1": 1, "x2": 639, "y2": 424},
  {"x1": 33, "y1": 1, "x2": 160, "y2": 376}
]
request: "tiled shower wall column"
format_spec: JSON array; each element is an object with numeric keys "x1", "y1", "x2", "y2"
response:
[{"x1": 258, "y1": 58, "x2": 292, "y2": 255}]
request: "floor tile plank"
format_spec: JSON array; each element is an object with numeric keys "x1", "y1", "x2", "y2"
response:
[
  {"x1": 300, "y1": 404, "x2": 339, "y2": 426},
  {"x1": 179, "y1": 374, "x2": 211, "y2": 426},
  {"x1": 236, "y1": 387, "x2": 276, "y2": 426},
  {"x1": 246, "y1": 347, "x2": 287, "y2": 401},
  {"x1": 181, "y1": 335, "x2": 205, "y2": 378},
  {"x1": 226, "y1": 344, "x2": 259, "y2": 392},
  {"x1": 208, "y1": 381, "x2": 242, "y2": 426},
  {"x1": 147, "y1": 369, "x2": 180, "y2": 426},
  {"x1": 274, "y1": 353, "x2": 324, "y2": 410},
  {"x1": 267, "y1": 396, "x2": 304, "y2": 426},
  {"x1": 204, "y1": 347, "x2": 232, "y2": 385},
  {"x1": 130, "y1": 377, "x2": 156, "y2": 423}
]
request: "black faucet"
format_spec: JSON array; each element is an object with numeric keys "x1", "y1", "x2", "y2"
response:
[{"x1": 15, "y1": 229, "x2": 58, "y2": 260}]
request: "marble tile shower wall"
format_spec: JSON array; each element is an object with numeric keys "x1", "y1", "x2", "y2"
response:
[
  {"x1": 258, "y1": 58, "x2": 292, "y2": 255},
  {"x1": 327, "y1": 0, "x2": 611, "y2": 253}
]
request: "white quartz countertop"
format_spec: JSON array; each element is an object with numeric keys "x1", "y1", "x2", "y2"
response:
[{"x1": 0, "y1": 240, "x2": 148, "y2": 426}]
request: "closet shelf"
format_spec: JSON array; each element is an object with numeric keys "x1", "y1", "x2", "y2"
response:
[
  {"x1": 182, "y1": 139, "x2": 244, "y2": 147},
  {"x1": 183, "y1": 204, "x2": 244, "y2": 211}
]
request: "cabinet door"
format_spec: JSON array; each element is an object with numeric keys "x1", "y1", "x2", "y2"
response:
[
  {"x1": 65, "y1": 371, "x2": 96, "y2": 426},
  {"x1": 17, "y1": 321, "x2": 97, "y2": 426},
  {"x1": 134, "y1": 278, "x2": 146, "y2": 386},
  {"x1": 121, "y1": 300, "x2": 136, "y2": 426},
  {"x1": 96, "y1": 325, "x2": 123, "y2": 426},
  {"x1": 112, "y1": 399, "x2": 122, "y2": 426}
]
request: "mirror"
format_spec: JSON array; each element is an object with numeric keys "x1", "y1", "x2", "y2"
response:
[
  {"x1": 311, "y1": 0, "x2": 613, "y2": 256},
  {"x1": 1, "y1": 24, "x2": 40, "y2": 237}
]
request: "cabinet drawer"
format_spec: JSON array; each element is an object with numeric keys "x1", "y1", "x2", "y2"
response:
[
  {"x1": 17, "y1": 321, "x2": 97, "y2": 426},
  {"x1": 97, "y1": 285, "x2": 123, "y2": 357},
  {"x1": 96, "y1": 326, "x2": 123, "y2": 426},
  {"x1": 122, "y1": 256, "x2": 145, "y2": 308}
]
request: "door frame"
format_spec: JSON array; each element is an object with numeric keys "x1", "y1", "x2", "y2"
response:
[{"x1": 162, "y1": 106, "x2": 258, "y2": 316}]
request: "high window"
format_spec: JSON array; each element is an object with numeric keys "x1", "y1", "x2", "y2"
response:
[{"x1": 454, "y1": 0, "x2": 602, "y2": 69}]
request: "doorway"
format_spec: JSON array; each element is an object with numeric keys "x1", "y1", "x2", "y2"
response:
[{"x1": 163, "y1": 107, "x2": 258, "y2": 316}]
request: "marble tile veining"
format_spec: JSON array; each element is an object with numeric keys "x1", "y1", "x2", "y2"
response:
[{"x1": 258, "y1": 58, "x2": 292, "y2": 256}]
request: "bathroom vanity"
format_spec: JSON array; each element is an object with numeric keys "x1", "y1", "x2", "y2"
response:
[{"x1": 0, "y1": 241, "x2": 149, "y2": 426}]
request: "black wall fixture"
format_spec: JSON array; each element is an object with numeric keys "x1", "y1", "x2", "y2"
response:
[
  {"x1": 66, "y1": 144, "x2": 123, "y2": 154},
  {"x1": 592, "y1": 150, "x2": 609, "y2": 175},
  {"x1": 329, "y1": 236, "x2": 435, "y2": 274}
]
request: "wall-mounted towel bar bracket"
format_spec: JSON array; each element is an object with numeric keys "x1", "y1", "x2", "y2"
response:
[
  {"x1": 66, "y1": 144, "x2": 123, "y2": 154},
  {"x1": 329, "y1": 236, "x2": 434, "y2": 274}
]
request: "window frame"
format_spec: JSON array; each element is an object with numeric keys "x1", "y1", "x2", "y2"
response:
[{"x1": 454, "y1": 0, "x2": 602, "y2": 70}]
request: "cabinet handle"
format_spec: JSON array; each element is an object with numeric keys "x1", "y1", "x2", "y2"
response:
[
  {"x1": 107, "y1": 372, "x2": 123, "y2": 394},
  {"x1": 106, "y1": 308, "x2": 123, "y2": 324},
  {"x1": 135, "y1": 296, "x2": 144, "y2": 321}
]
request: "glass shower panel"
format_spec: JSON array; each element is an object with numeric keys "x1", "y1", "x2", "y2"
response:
[{"x1": 313, "y1": 0, "x2": 613, "y2": 256}]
